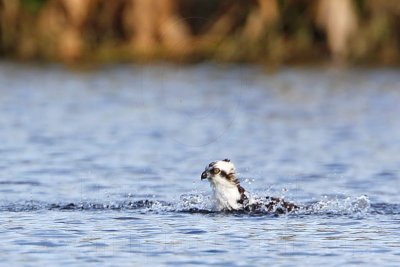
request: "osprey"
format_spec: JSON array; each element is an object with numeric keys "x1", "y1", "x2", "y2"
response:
[{"x1": 201, "y1": 159, "x2": 298, "y2": 213}]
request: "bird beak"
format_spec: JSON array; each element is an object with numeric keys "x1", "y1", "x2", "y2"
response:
[{"x1": 201, "y1": 171, "x2": 208, "y2": 180}]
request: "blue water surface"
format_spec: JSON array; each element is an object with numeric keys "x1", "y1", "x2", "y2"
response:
[{"x1": 0, "y1": 63, "x2": 399, "y2": 266}]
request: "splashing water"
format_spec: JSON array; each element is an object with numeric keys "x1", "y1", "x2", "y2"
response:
[
  {"x1": 0, "y1": 194, "x2": 373, "y2": 216},
  {"x1": 299, "y1": 195, "x2": 370, "y2": 215}
]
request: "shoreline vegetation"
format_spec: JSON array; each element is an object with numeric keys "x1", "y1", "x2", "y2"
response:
[{"x1": 1, "y1": 0, "x2": 400, "y2": 66}]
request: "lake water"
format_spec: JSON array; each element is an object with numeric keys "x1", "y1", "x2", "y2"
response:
[{"x1": 0, "y1": 63, "x2": 399, "y2": 266}]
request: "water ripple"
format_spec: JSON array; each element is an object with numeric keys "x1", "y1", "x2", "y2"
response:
[{"x1": 1, "y1": 194, "x2": 396, "y2": 216}]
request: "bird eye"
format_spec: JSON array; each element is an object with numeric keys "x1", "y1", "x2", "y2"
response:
[{"x1": 213, "y1": 168, "x2": 220, "y2": 174}]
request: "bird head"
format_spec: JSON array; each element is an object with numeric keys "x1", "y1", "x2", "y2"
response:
[{"x1": 201, "y1": 159, "x2": 237, "y2": 183}]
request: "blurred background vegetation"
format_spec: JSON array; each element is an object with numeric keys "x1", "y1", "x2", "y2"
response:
[{"x1": 1, "y1": 0, "x2": 399, "y2": 66}]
